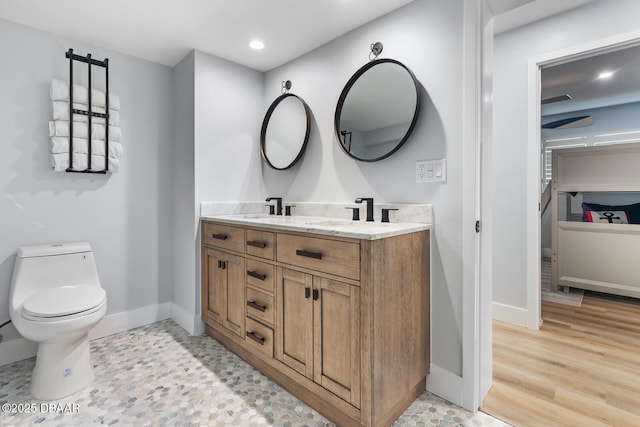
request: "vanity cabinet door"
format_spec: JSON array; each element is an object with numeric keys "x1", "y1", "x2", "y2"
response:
[
  {"x1": 222, "y1": 252, "x2": 246, "y2": 338},
  {"x1": 313, "y1": 277, "x2": 361, "y2": 409},
  {"x1": 202, "y1": 247, "x2": 245, "y2": 339},
  {"x1": 276, "y1": 268, "x2": 314, "y2": 379},
  {"x1": 204, "y1": 248, "x2": 225, "y2": 325}
]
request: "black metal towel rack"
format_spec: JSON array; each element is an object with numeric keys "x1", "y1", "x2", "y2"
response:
[{"x1": 65, "y1": 48, "x2": 110, "y2": 174}]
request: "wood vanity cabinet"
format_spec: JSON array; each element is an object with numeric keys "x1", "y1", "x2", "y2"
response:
[
  {"x1": 276, "y1": 268, "x2": 361, "y2": 408},
  {"x1": 201, "y1": 219, "x2": 430, "y2": 427}
]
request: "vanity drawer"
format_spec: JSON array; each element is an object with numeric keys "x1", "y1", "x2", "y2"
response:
[
  {"x1": 246, "y1": 287, "x2": 274, "y2": 326},
  {"x1": 276, "y1": 233, "x2": 360, "y2": 280},
  {"x1": 246, "y1": 259, "x2": 275, "y2": 293},
  {"x1": 246, "y1": 229, "x2": 275, "y2": 260},
  {"x1": 245, "y1": 317, "x2": 274, "y2": 358},
  {"x1": 203, "y1": 222, "x2": 245, "y2": 253}
]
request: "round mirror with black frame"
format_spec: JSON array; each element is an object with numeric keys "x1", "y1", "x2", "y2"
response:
[
  {"x1": 261, "y1": 86, "x2": 311, "y2": 170},
  {"x1": 334, "y1": 55, "x2": 421, "y2": 162}
]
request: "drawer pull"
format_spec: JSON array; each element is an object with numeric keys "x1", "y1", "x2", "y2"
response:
[
  {"x1": 296, "y1": 249, "x2": 322, "y2": 260},
  {"x1": 246, "y1": 331, "x2": 265, "y2": 345},
  {"x1": 212, "y1": 233, "x2": 228, "y2": 240},
  {"x1": 247, "y1": 240, "x2": 267, "y2": 248},
  {"x1": 247, "y1": 270, "x2": 267, "y2": 281},
  {"x1": 247, "y1": 300, "x2": 267, "y2": 312}
]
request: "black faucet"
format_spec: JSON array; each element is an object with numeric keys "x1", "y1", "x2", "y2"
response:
[
  {"x1": 265, "y1": 197, "x2": 283, "y2": 215},
  {"x1": 355, "y1": 197, "x2": 374, "y2": 221}
]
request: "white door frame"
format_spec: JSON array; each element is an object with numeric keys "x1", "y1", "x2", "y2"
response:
[
  {"x1": 526, "y1": 30, "x2": 640, "y2": 329},
  {"x1": 462, "y1": 0, "x2": 493, "y2": 410}
]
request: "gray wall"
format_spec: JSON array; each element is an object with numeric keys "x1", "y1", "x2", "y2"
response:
[
  {"x1": 492, "y1": 0, "x2": 640, "y2": 309},
  {"x1": 172, "y1": 52, "x2": 196, "y2": 324},
  {"x1": 0, "y1": 19, "x2": 174, "y2": 343},
  {"x1": 191, "y1": 51, "x2": 264, "y2": 322},
  {"x1": 1, "y1": 0, "x2": 471, "y2": 379},
  {"x1": 263, "y1": 0, "x2": 465, "y2": 376}
]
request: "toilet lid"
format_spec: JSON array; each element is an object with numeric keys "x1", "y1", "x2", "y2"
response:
[{"x1": 22, "y1": 286, "x2": 106, "y2": 318}]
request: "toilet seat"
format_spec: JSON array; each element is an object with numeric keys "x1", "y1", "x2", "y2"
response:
[{"x1": 22, "y1": 286, "x2": 107, "y2": 320}]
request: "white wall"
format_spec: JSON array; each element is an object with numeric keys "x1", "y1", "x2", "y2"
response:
[
  {"x1": 492, "y1": 0, "x2": 640, "y2": 310},
  {"x1": 192, "y1": 51, "x2": 264, "y2": 323},
  {"x1": 263, "y1": 0, "x2": 465, "y2": 376},
  {"x1": 0, "y1": 19, "x2": 174, "y2": 346},
  {"x1": 172, "y1": 51, "x2": 196, "y2": 330}
]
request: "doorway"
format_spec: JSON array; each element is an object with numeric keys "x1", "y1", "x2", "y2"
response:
[
  {"x1": 527, "y1": 35, "x2": 640, "y2": 329},
  {"x1": 482, "y1": 31, "x2": 640, "y2": 426}
]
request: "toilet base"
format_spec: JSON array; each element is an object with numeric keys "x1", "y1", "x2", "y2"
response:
[{"x1": 31, "y1": 333, "x2": 95, "y2": 400}]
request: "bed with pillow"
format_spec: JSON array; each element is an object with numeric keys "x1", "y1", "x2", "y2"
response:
[{"x1": 551, "y1": 144, "x2": 640, "y2": 298}]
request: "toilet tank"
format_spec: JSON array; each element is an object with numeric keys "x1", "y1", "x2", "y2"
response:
[{"x1": 10, "y1": 242, "x2": 101, "y2": 310}]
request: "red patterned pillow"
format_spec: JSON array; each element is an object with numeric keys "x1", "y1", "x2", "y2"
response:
[{"x1": 584, "y1": 210, "x2": 630, "y2": 224}]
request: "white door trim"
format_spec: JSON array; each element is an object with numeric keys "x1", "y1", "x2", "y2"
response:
[
  {"x1": 526, "y1": 29, "x2": 640, "y2": 330},
  {"x1": 461, "y1": 0, "x2": 493, "y2": 411}
]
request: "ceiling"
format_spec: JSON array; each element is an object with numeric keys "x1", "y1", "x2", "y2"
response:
[
  {"x1": 488, "y1": 0, "x2": 595, "y2": 34},
  {"x1": 0, "y1": 0, "x2": 597, "y2": 72},
  {"x1": 541, "y1": 44, "x2": 640, "y2": 116},
  {"x1": 0, "y1": 0, "x2": 415, "y2": 71}
]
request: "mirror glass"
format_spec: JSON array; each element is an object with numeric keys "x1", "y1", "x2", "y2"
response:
[
  {"x1": 261, "y1": 94, "x2": 311, "y2": 170},
  {"x1": 335, "y1": 59, "x2": 420, "y2": 161}
]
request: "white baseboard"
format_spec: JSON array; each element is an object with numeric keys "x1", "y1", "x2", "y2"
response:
[
  {"x1": 0, "y1": 302, "x2": 172, "y2": 366},
  {"x1": 170, "y1": 303, "x2": 205, "y2": 336},
  {"x1": 492, "y1": 301, "x2": 528, "y2": 327},
  {"x1": 427, "y1": 363, "x2": 463, "y2": 407},
  {"x1": 89, "y1": 302, "x2": 171, "y2": 340}
]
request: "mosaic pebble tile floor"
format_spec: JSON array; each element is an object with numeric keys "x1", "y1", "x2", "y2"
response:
[{"x1": 0, "y1": 320, "x2": 510, "y2": 426}]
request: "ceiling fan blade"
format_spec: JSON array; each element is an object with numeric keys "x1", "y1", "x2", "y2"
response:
[
  {"x1": 541, "y1": 94, "x2": 572, "y2": 105},
  {"x1": 542, "y1": 115, "x2": 592, "y2": 129}
]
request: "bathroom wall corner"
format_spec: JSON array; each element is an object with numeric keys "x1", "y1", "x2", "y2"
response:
[{"x1": 426, "y1": 363, "x2": 464, "y2": 407}]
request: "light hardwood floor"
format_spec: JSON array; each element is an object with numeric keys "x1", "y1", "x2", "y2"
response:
[{"x1": 481, "y1": 292, "x2": 640, "y2": 427}]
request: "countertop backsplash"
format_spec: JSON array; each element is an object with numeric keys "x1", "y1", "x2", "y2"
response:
[{"x1": 200, "y1": 201, "x2": 432, "y2": 224}]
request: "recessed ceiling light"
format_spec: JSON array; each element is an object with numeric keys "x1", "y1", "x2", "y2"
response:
[
  {"x1": 598, "y1": 71, "x2": 614, "y2": 80},
  {"x1": 249, "y1": 40, "x2": 264, "y2": 50}
]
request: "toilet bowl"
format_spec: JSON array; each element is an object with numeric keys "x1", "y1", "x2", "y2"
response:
[{"x1": 9, "y1": 242, "x2": 107, "y2": 400}]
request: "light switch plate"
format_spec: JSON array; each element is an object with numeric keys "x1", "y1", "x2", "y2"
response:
[{"x1": 416, "y1": 159, "x2": 446, "y2": 183}]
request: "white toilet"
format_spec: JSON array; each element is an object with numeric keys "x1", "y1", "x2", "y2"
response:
[{"x1": 9, "y1": 241, "x2": 107, "y2": 400}]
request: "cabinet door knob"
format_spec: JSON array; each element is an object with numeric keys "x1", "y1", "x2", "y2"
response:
[
  {"x1": 305, "y1": 287, "x2": 311, "y2": 299},
  {"x1": 296, "y1": 249, "x2": 322, "y2": 260},
  {"x1": 313, "y1": 289, "x2": 319, "y2": 301},
  {"x1": 247, "y1": 300, "x2": 267, "y2": 312},
  {"x1": 246, "y1": 331, "x2": 265, "y2": 345},
  {"x1": 247, "y1": 270, "x2": 267, "y2": 281}
]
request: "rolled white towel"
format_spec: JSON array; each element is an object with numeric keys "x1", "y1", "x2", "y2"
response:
[
  {"x1": 51, "y1": 153, "x2": 88, "y2": 172},
  {"x1": 50, "y1": 78, "x2": 120, "y2": 110},
  {"x1": 50, "y1": 137, "x2": 89, "y2": 154},
  {"x1": 49, "y1": 121, "x2": 122, "y2": 141},
  {"x1": 51, "y1": 101, "x2": 120, "y2": 126},
  {"x1": 87, "y1": 140, "x2": 123, "y2": 158},
  {"x1": 50, "y1": 78, "x2": 87, "y2": 105},
  {"x1": 50, "y1": 137, "x2": 122, "y2": 158},
  {"x1": 51, "y1": 153, "x2": 119, "y2": 173},
  {"x1": 89, "y1": 155, "x2": 119, "y2": 173},
  {"x1": 108, "y1": 93, "x2": 121, "y2": 111}
]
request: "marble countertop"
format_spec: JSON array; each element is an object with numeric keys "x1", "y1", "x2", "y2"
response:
[{"x1": 201, "y1": 214, "x2": 430, "y2": 240}]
